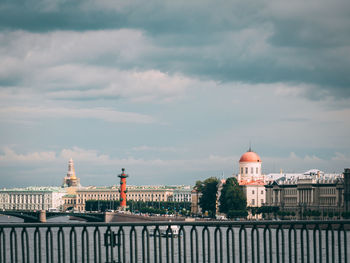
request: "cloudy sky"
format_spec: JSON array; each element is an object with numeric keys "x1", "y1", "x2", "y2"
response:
[{"x1": 0, "y1": 0, "x2": 350, "y2": 187}]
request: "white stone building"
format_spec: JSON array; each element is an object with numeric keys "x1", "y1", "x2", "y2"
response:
[
  {"x1": 70, "y1": 185, "x2": 193, "y2": 212},
  {"x1": 0, "y1": 187, "x2": 66, "y2": 211},
  {"x1": 237, "y1": 148, "x2": 266, "y2": 208}
]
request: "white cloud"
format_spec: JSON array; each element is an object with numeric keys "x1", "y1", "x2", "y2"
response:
[
  {"x1": 0, "y1": 30, "x2": 193, "y2": 103},
  {"x1": 45, "y1": 66, "x2": 191, "y2": 103},
  {"x1": 263, "y1": 152, "x2": 349, "y2": 173},
  {"x1": 0, "y1": 106, "x2": 155, "y2": 124},
  {"x1": 0, "y1": 147, "x2": 56, "y2": 163}
]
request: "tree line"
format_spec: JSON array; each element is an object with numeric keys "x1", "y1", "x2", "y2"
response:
[
  {"x1": 195, "y1": 177, "x2": 247, "y2": 218},
  {"x1": 85, "y1": 199, "x2": 191, "y2": 215}
]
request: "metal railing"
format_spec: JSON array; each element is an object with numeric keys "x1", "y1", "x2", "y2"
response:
[{"x1": 0, "y1": 220, "x2": 349, "y2": 262}]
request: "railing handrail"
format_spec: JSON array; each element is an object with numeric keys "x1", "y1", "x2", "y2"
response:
[{"x1": 1, "y1": 219, "x2": 350, "y2": 228}]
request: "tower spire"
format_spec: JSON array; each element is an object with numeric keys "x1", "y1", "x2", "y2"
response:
[
  {"x1": 118, "y1": 168, "x2": 129, "y2": 210},
  {"x1": 248, "y1": 140, "x2": 252, "y2": 152}
]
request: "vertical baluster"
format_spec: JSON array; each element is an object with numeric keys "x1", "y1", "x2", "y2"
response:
[
  {"x1": 190, "y1": 226, "x2": 199, "y2": 263},
  {"x1": 326, "y1": 224, "x2": 330, "y2": 263},
  {"x1": 264, "y1": 225, "x2": 269, "y2": 263},
  {"x1": 110, "y1": 226, "x2": 114, "y2": 262},
  {"x1": 130, "y1": 226, "x2": 138, "y2": 263},
  {"x1": 313, "y1": 225, "x2": 317, "y2": 263},
  {"x1": 142, "y1": 226, "x2": 150, "y2": 263},
  {"x1": 166, "y1": 225, "x2": 170, "y2": 263},
  {"x1": 46, "y1": 227, "x2": 54, "y2": 263},
  {"x1": 118, "y1": 226, "x2": 126, "y2": 263},
  {"x1": 10, "y1": 227, "x2": 18, "y2": 263},
  {"x1": 202, "y1": 226, "x2": 210, "y2": 263},
  {"x1": 58, "y1": 226, "x2": 66, "y2": 263},
  {"x1": 153, "y1": 225, "x2": 162, "y2": 263},
  {"x1": 21, "y1": 227, "x2": 30, "y2": 263},
  {"x1": 69, "y1": 227, "x2": 77, "y2": 263},
  {"x1": 0, "y1": 227, "x2": 6, "y2": 263},
  {"x1": 105, "y1": 226, "x2": 111, "y2": 262},
  {"x1": 305, "y1": 226, "x2": 310, "y2": 263},
  {"x1": 267, "y1": 225, "x2": 272, "y2": 263},
  {"x1": 214, "y1": 226, "x2": 222, "y2": 263},
  {"x1": 251, "y1": 225, "x2": 256, "y2": 263},
  {"x1": 301, "y1": 225, "x2": 305, "y2": 263},
  {"x1": 293, "y1": 225, "x2": 297, "y2": 263},
  {"x1": 179, "y1": 225, "x2": 187, "y2": 263},
  {"x1": 34, "y1": 227, "x2": 42, "y2": 263},
  {"x1": 288, "y1": 225, "x2": 295, "y2": 263},
  {"x1": 251, "y1": 224, "x2": 260, "y2": 263},
  {"x1": 239, "y1": 225, "x2": 247, "y2": 263},
  {"x1": 276, "y1": 225, "x2": 281, "y2": 263},
  {"x1": 178, "y1": 225, "x2": 183, "y2": 263},
  {"x1": 226, "y1": 226, "x2": 235, "y2": 263},
  {"x1": 93, "y1": 226, "x2": 101, "y2": 263},
  {"x1": 318, "y1": 224, "x2": 323, "y2": 263},
  {"x1": 281, "y1": 225, "x2": 285, "y2": 263},
  {"x1": 342, "y1": 223, "x2": 347, "y2": 263},
  {"x1": 170, "y1": 225, "x2": 175, "y2": 263},
  {"x1": 153, "y1": 226, "x2": 159, "y2": 263},
  {"x1": 81, "y1": 226, "x2": 89, "y2": 263},
  {"x1": 330, "y1": 224, "x2": 335, "y2": 263}
]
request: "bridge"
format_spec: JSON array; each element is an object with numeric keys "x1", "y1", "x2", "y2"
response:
[{"x1": 0, "y1": 210, "x2": 106, "y2": 222}]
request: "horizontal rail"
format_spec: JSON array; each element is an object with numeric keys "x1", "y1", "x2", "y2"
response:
[{"x1": 1, "y1": 219, "x2": 350, "y2": 228}]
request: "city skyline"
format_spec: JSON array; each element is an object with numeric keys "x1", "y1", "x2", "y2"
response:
[{"x1": 1, "y1": 0, "x2": 350, "y2": 187}]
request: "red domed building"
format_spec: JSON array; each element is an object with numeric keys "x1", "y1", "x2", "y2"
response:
[{"x1": 237, "y1": 148, "x2": 266, "y2": 209}]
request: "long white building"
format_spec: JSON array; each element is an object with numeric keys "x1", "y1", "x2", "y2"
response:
[{"x1": 0, "y1": 187, "x2": 66, "y2": 211}]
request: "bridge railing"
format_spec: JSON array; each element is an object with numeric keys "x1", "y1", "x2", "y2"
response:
[{"x1": 0, "y1": 220, "x2": 349, "y2": 262}]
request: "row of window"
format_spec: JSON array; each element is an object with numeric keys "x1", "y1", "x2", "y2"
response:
[
  {"x1": 320, "y1": 188, "x2": 336, "y2": 195},
  {"x1": 250, "y1": 199, "x2": 264, "y2": 205},
  {"x1": 251, "y1": 190, "x2": 264, "y2": 195},
  {"x1": 320, "y1": 197, "x2": 336, "y2": 205},
  {"x1": 241, "y1": 167, "x2": 259, "y2": 175},
  {"x1": 285, "y1": 189, "x2": 297, "y2": 195}
]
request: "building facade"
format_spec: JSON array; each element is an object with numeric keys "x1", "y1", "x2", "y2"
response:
[
  {"x1": 1, "y1": 158, "x2": 194, "y2": 212},
  {"x1": 0, "y1": 187, "x2": 66, "y2": 211},
  {"x1": 344, "y1": 168, "x2": 350, "y2": 212},
  {"x1": 265, "y1": 169, "x2": 344, "y2": 216},
  {"x1": 66, "y1": 185, "x2": 192, "y2": 212},
  {"x1": 237, "y1": 149, "x2": 266, "y2": 208}
]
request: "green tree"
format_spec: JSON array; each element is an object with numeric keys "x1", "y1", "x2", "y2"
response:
[
  {"x1": 198, "y1": 177, "x2": 219, "y2": 218},
  {"x1": 219, "y1": 177, "x2": 246, "y2": 214}
]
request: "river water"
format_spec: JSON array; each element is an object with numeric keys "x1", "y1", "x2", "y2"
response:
[{"x1": 0, "y1": 215, "x2": 349, "y2": 262}]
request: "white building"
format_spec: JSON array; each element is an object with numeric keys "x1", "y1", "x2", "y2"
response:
[
  {"x1": 237, "y1": 148, "x2": 266, "y2": 207},
  {"x1": 169, "y1": 186, "x2": 192, "y2": 202},
  {"x1": 0, "y1": 187, "x2": 66, "y2": 211}
]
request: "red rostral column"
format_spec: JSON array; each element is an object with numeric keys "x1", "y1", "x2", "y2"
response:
[{"x1": 118, "y1": 168, "x2": 128, "y2": 209}]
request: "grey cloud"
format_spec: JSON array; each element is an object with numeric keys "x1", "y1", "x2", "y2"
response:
[{"x1": 1, "y1": 0, "x2": 350, "y2": 100}]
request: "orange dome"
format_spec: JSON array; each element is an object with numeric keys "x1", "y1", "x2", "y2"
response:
[{"x1": 239, "y1": 151, "x2": 261, "y2": 163}]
